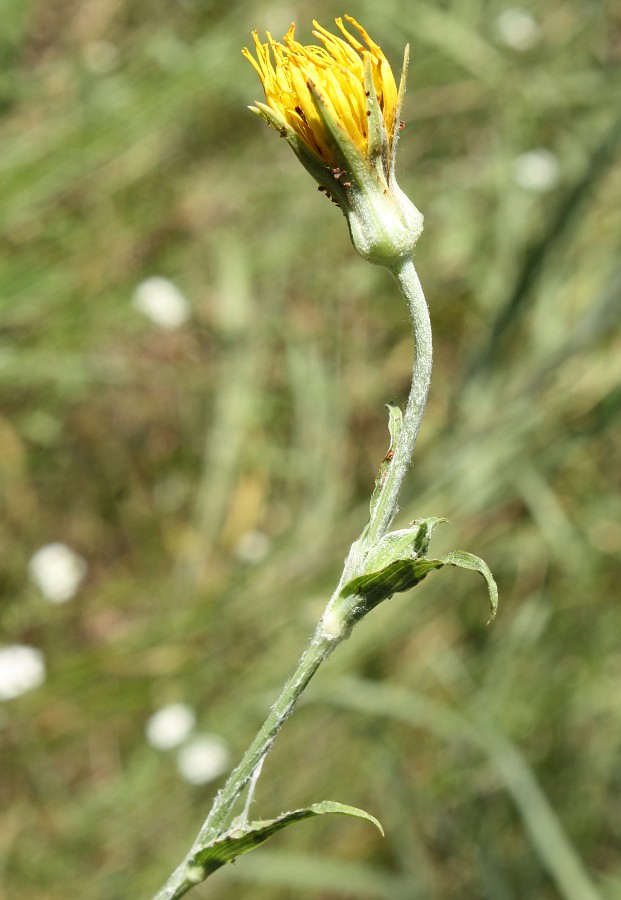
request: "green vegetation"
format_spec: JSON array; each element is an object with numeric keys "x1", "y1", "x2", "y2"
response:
[{"x1": 1, "y1": 1, "x2": 620, "y2": 898}]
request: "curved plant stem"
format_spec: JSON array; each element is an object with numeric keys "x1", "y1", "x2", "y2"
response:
[
  {"x1": 361, "y1": 257, "x2": 432, "y2": 548},
  {"x1": 152, "y1": 631, "x2": 339, "y2": 900},
  {"x1": 151, "y1": 258, "x2": 432, "y2": 900}
]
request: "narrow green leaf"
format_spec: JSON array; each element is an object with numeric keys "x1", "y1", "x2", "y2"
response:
[
  {"x1": 306, "y1": 79, "x2": 369, "y2": 184},
  {"x1": 440, "y1": 550, "x2": 498, "y2": 622},
  {"x1": 341, "y1": 557, "x2": 445, "y2": 611},
  {"x1": 368, "y1": 403, "x2": 402, "y2": 519},
  {"x1": 363, "y1": 516, "x2": 447, "y2": 573},
  {"x1": 409, "y1": 515, "x2": 447, "y2": 557},
  {"x1": 363, "y1": 527, "x2": 421, "y2": 573},
  {"x1": 187, "y1": 801, "x2": 383, "y2": 882},
  {"x1": 389, "y1": 44, "x2": 409, "y2": 180},
  {"x1": 252, "y1": 102, "x2": 343, "y2": 202},
  {"x1": 363, "y1": 55, "x2": 387, "y2": 177},
  {"x1": 356, "y1": 516, "x2": 448, "y2": 596},
  {"x1": 339, "y1": 547, "x2": 497, "y2": 622}
]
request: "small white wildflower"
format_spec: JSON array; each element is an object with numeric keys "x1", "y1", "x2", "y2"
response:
[
  {"x1": 146, "y1": 703, "x2": 196, "y2": 750},
  {"x1": 513, "y1": 149, "x2": 561, "y2": 192},
  {"x1": 0, "y1": 645, "x2": 46, "y2": 701},
  {"x1": 495, "y1": 8, "x2": 541, "y2": 51},
  {"x1": 235, "y1": 530, "x2": 272, "y2": 564},
  {"x1": 28, "y1": 542, "x2": 87, "y2": 604},
  {"x1": 177, "y1": 735, "x2": 230, "y2": 785},
  {"x1": 132, "y1": 277, "x2": 190, "y2": 329}
]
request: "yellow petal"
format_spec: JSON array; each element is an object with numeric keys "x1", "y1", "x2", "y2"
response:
[{"x1": 243, "y1": 18, "x2": 399, "y2": 165}]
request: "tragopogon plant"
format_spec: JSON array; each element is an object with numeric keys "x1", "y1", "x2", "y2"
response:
[{"x1": 153, "y1": 17, "x2": 497, "y2": 899}]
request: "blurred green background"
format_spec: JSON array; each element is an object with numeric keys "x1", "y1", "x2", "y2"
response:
[{"x1": 1, "y1": 0, "x2": 620, "y2": 897}]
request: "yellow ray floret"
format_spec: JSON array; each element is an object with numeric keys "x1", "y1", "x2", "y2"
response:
[{"x1": 242, "y1": 16, "x2": 398, "y2": 164}]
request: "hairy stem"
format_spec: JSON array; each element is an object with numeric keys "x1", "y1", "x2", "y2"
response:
[
  {"x1": 152, "y1": 258, "x2": 431, "y2": 900},
  {"x1": 152, "y1": 630, "x2": 339, "y2": 900},
  {"x1": 361, "y1": 257, "x2": 432, "y2": 548}
]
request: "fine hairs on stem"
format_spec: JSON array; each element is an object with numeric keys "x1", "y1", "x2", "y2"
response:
[{"x1": 152, "y1": 257, "x2": 431, "y2": 900}]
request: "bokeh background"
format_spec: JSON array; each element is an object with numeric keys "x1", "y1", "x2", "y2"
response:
[{"x1": 1, "y1": 0, "x2": 620, "y2": 897}]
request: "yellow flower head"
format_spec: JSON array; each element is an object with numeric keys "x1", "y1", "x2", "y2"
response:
[
  {"x1": 243, "y1": 16, "x2": 399, "y2": 166},
  {"x1": 242, "y1": 17, "x2": 422, "y2": 266}
]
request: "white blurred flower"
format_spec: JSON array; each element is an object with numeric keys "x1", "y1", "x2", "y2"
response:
[
  {"x1": 28, "y1": 542, "x2": 87, "y2": 604},
  {"x1": 496, "y1": 8, "x2": 541, "y2": 51},
  {"x1": 132, "y1": 277, "x2": 191, "y2": 329},
  {"x1": 513, "y1": 149, "x2": 561, "y2": 192},
  {"x1": 0, "y1": 645, "x2": 46, "y2": 701},
  {"x1": 235, "y1": 529, "x2": 272, "y2": 564},
  {"x1": 146, "y1": 703, "x2": 196, "y2": 750},
  {"x1": 177, "y1": 735, "x2": 230, "y2": 785}
]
